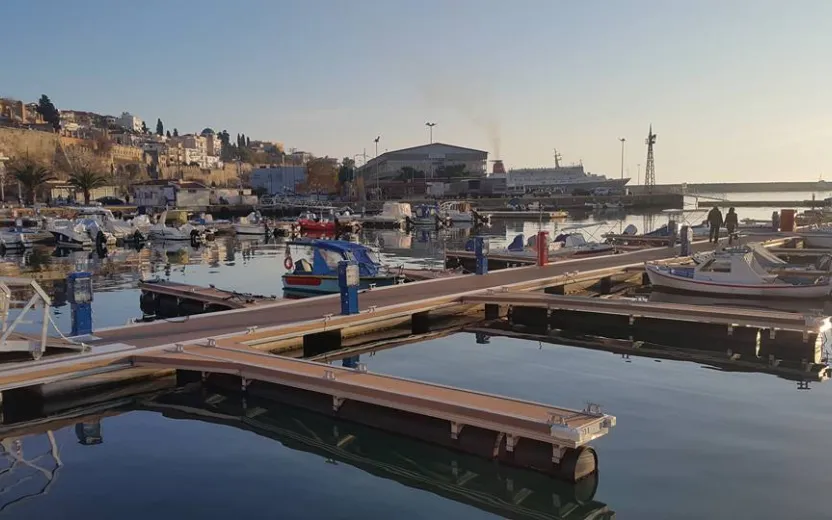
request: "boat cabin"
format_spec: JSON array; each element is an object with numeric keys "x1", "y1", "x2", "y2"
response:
[
  {"x1": 290, "y1": 239, "x2": 383, "y2": 278},
  {"x1": 672, "y1": 251, "x2": 776, "y2": 283}
]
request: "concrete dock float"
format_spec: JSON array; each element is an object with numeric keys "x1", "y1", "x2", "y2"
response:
[{"x1": 139, "y1": 280, "x2": 276, "y2": 316}]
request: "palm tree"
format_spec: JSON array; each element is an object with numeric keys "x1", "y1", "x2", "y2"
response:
[
  {"x1": 9, "y1": 161, "x2": 52, "y2": 204},
  {"x1": 68, "y1": 167, "x2": 109, "y2": 205}
]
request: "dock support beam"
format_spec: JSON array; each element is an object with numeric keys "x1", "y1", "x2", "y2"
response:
[
  {"x1": 303, "y1": 330, "x2": 343, "y2": 357},
  {"x1": 412, "y1": 311, "x2": 430, "y2": 334},
  {"x1": 544, "y1": 284, "x2": 565, "y2": 295},
  {"x1": 176, "y1": 369, "x2": 202, "y2": 387},
  {"x1": 484, "y1": 303, "x2": 500, "y2": 320}
]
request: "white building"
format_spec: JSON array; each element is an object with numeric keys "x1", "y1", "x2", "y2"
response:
[
  {"x1": 117, "y1": 112, "x2": 143, "y2": 133},
  {"x1": 355, "y1": 142, "x2": 487, "y2": 182},
  {"x1": 133, "y1": 180, "x2": 211, "y2": 208}
]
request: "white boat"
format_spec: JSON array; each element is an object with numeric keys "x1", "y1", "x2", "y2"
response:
[
  {"x1": 354, "y1": 202, "x2": 411, "y2": 229},
  {"x1": 550, "y1": 232, "x2": 615, "y2": 257},
  {"x1": 0, "y1": 230, "x2": 31, "y2": 251},
  {"x1": 800, "y1": 227, "x2": 832, "y2": 249},
  {"x1": 148, "y1": 210, "x2": 205, "y2": 242},
  {"x1": 234, "y1": 211, "x2": 269, "y2": 235},
  {"x1": 645, "y1": 249, "x2": 832, "y2": 298},
  {"x1": 75, "y1": 207, "x2": 149, "y2": 243},
  {"x1": 46, "y1": 218, "x2": 93, "y2": 249}
]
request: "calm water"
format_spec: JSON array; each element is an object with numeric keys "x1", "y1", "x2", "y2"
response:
[{"x1": 1, "y1": 202, "x2": 829, "y2": 519}]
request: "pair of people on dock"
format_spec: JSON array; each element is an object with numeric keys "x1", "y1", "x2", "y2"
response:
[{"x1": 707, "y1": 207, "x2": 738, "y2": 243}]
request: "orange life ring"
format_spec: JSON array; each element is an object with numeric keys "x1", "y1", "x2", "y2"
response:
[{"x1": 284, "y1": 256, "x2": 293, "y2": 270}]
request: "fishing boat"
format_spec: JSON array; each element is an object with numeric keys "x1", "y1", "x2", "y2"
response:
[
  {"x1": 645, "y1": 249, "x2": 832, "y2": 298},
  {"x1": 46, "y1": 218, "x2": 93, "y2": 249},
  {"x1": 282, "y1": 239, "x2": 403, "y2": 295},
  {"x1": 234, "y1": 211, "x2": 270, "y2": 235}
]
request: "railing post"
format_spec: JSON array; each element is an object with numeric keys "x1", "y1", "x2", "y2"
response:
[
  {"x1": 338, "y1": 261, "x2": 359, "y2": 315},
  {"x1": 67, "y1": 272, "x2": 93, "y2": 336},
  {"x1": 680, "y1": 225, "x2": 693, "y2": 256}
]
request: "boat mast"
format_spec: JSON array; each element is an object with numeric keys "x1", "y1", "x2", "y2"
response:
[{"x1": 553, "y1": 149, "x2": 562, "y2": 168}]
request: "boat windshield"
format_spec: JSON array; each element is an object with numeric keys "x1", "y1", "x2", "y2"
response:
[{"x1": 319, "y1": 248, "x2": 346, "y2": 269}]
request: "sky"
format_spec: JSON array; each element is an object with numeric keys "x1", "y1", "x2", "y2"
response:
[{"x1": 3, "y1": 0, "x2": 831, "y2": 184}]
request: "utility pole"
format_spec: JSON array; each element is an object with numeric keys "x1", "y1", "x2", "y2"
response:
[
  {"x1": 425, "y1": 122, "x2": 436, "y2": 144},
  {"x1": 637, "y1": 163, "x2": 641, "y2": 186},
  {"x1": 374, "y1": 136, "x2": 380, "y2": 200},
  {"x1": 618, "y1": 137, "x2": 626, "y2": 180}
]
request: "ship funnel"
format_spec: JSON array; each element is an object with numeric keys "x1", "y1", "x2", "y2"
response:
[{"x1": 492, "y1": 160, "x2": 505, "y2": 175}]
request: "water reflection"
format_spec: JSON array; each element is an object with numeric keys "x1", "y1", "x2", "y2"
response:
[{"x1": 0, "y1": 386, "x2": 614, "y2": 519}]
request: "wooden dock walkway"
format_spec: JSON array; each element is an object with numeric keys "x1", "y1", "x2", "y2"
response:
[{"x1": 139, "y1": 280, "x2": 274, "y2": 310}]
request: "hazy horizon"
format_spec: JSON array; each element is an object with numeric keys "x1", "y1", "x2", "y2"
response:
[{"x1": 3, "y1": 0, "x2": 830, "y2": 184}]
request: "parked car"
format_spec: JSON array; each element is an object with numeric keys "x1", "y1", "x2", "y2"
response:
[{"x1": 96, "y1": 196, "x2": 125, "y2": 205}]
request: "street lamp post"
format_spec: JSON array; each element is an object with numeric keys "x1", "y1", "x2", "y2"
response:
[
  {"x1": 425, "y1": 122, "x2": 436, "y2": 144},
  {"x1": 374, "y1": 136, "x2": 380, "y2": 200},
  {"x1": 618, "y1": 137, "x2": 626, "y2": 180},
  {"x1": 637, "y1": 163, "x2": 641, "y2": 186}
]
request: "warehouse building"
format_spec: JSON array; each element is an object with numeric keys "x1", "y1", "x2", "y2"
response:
[{"x1": 355, "y1": 142, "x2": 488, "y2": 183}]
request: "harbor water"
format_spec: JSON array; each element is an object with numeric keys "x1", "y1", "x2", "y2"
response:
[{"x1": 1, "y1": 203, "x2": 830, "y2": 519}]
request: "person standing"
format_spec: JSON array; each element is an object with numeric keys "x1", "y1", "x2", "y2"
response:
[
  {"x1": 707, "y1": 206, "x2": 723, "y2": 243},
  {"x1": 725, "y1": 207, "x2": 738, "y2": 244}
]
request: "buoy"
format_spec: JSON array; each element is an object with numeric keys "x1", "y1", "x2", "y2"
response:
[{"x1": 284, "y1": 256, "x2": 293, "y2": 270}]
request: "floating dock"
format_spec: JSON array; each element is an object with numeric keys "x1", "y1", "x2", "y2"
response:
[
  {"x1": 486, "y1": 211, "x2": 569, "y2": 220},
  {"x1": 138, "y1": 280, "x2": 276, "y2": 316}
]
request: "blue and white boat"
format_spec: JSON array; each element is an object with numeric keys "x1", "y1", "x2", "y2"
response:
[{"x1": 282, "y1": 239, "x2": 404, "y2": 296}]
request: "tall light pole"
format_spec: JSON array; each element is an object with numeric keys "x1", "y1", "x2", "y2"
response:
[
  {"x1": 637, "y1": 163, "x2": 641, "y2": 186},
  {"x1": 425, "y1": 122, "x2": 436, "y2": 144},
  {"x1": 618, "y1": 137, "x2": 626, "y2": 180},
  {"x1": 374, "y1": 136, "x2": 380, "y2": 200}
]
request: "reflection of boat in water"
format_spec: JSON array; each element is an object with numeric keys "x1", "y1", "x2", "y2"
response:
[
  {"x1": 282, "y1": 239, "x2": 403, "y2": 295},
  {"x1": 646, "y1": 248, "x2": 832, "y2": 298},
  {"x1": 143, "y1": 387, "x2": 613, "y2": 520}
]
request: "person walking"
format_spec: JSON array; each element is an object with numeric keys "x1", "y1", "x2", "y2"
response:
[
  {"x1": 725, "y1": 207, "x2": 739, "y2": 245},
  {"x1": 707, "y1": 206, "x2": 723, "y2": 243}
]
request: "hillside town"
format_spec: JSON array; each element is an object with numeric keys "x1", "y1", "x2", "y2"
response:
[{"x1": 0, "y1": 94, "x2": 348, "y2": 207}]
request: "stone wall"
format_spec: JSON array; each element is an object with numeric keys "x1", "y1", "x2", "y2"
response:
[
  {"x1": 0, "y1": 127, "x2": 59, "y2": 165},
  {"x1": 157, "y1": 162, "x2": 251, "y2": 187}
]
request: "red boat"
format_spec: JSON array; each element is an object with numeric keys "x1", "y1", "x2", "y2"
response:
[{"x1": 297, "y1": 218, "x2": 336, "y2": 233}]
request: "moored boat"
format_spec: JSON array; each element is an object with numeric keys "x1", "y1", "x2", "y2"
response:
[
  {"x1": 645, "y1": 249, "x2": 832, "y2": 298},
  {"x1": 234, "y1": 211, "x2": 270, "y2": 235},
  {"x1": 282, "y1": 239, "x2": 404, "y2": 296}
]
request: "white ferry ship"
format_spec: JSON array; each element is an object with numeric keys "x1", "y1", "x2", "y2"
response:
[{"x1": 502, "y1": 150, "x2": 630, "y2": 193}]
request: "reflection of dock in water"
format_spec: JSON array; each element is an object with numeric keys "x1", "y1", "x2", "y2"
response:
[{"x1": 142, "y1": 388, "x2": 614, "y2": 520}]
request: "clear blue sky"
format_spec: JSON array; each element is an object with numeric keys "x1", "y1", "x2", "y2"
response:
[{"x1": 3, "y1": 0, "x2": 830, "y2": 183}]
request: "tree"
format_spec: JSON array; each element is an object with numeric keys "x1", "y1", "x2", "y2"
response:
[
  {"x1": 36, "y1": 95, "x2": 60, "y2": 131},
  {"x1": 218, "y1": 130, "x2": 231, "y2": 146},
  {"x1": 68, "y1": 167, "x2": 109, "y2": 205},
  {"x1": 156, "y1": 118, "x2": 164, "y2": 136},
  {"x1": 141, "y1": 121, "x2": 149, "y2": 134},
  {"x1": 246, "y1": 136, "x2": 251, "y2": 148},
  {"x1": 173, "y1": 128, "x2": 179, "y2": 137},
  {"x1": 8, "y1": 160, "x2": 53, "y2": 204},
  {"x1": 338, "y1": 157, "x2": 356, "y2": 185},
  {"x1": 166, "y1": 130, "x2": 171, "y2": 138}
]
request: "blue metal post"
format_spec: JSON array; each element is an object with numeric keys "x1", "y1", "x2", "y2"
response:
[
  {"x1": 474, "y1": 236, "x2": 489, "y2": 275},
  {"x1": 338, "y1": 261, "x2": 359, "y2": 315},
  {"x1": 67, "y1": 272, "x2": 93, "y2": 336}
]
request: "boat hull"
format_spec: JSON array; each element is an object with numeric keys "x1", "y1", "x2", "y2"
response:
[
  {"x1": 645, "y1": 264, "x2": 832, "y2": 298},
  {"x1": 801, "y1": 233, "x2": 832, "y2": 249},
  {"x1": 282, "y1": 275, "x2": 400, "y2": 295}
]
